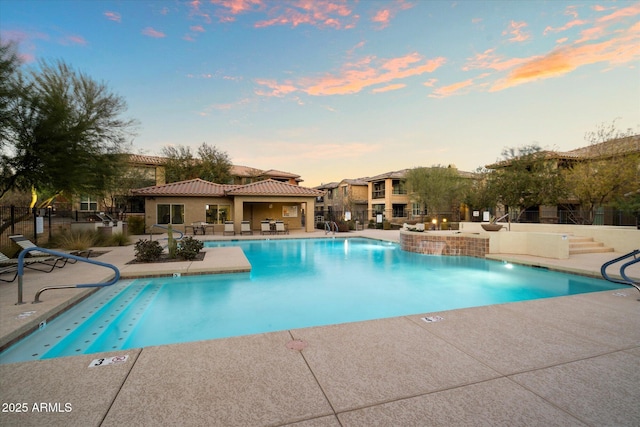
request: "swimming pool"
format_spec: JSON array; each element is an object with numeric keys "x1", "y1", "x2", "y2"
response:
[{"x1": 0, "y1": 238, "x2": 622, "y2": 364}]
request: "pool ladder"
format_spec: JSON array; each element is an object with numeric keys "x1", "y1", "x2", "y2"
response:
[
  {"x1": 324, "y1": 221, "x2": 338, "y2": 235},
  {"x1": 600, "y1": 249, "x2": 640, "y2": 294}
]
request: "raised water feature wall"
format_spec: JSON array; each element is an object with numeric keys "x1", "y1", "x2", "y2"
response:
[{"x1": 400, "y1": 230, "x2": 489, "y2": 257}]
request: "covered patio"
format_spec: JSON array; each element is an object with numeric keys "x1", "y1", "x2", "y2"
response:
[{"x1": 133, "y1": 178, "x2": 324, "y2": 234}]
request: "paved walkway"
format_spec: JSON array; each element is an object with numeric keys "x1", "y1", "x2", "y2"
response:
[{"x1": 1, "y1": 229, "x2": 638, "y2": 426}]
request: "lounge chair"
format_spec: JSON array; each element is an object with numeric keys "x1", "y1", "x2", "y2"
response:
[
  {"x1": 241, "y1": 221, "x2": 253, "y2": 235},
  {"x1": 275, "y1": 221, "x2": 288, "y2": 235},
  {"x1": 260, "y1": 221, "x2": 272, "y2": 235},
  {"x1": 0, "y1": 251, "x2": 66, "y2": 274},
  {"x1": 0, "y1": 264, "x2": 18, "y2": 282},
  {"x1": 224, "y1": 221, "x2": 235, "y2": 235},
  {"x1": 9, "y1": 235, "x2": 90, "y2": 263}
]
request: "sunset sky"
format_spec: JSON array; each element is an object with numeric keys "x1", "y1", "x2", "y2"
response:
[{"x1": 1, "y1": 0, "x2": 638, "y2": 186}]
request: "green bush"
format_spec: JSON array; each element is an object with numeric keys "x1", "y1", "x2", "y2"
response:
[
  {"x1": 177, "y1": 236, "x2": 203, "y2": 260},
  {"x1": 51, "y1": 230, "x2": 100, "y2": 250},
  {"x1": 108, "y1": 232, "x2": 130, "y2": 246},
  {"x1": 134, "y1": 239, "x2": 163, "y2": 262},
  {"x1": 127, "y1": 216, "x2": 145, "y2": 235}
]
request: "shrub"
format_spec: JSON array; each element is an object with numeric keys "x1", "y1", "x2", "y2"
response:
[
  {"x1": 108, "y1": 232, "x2": 130, "y2": 246},
  {"x1": 177, "y1": 236, "x2": 203, "y2": 260},
  {"x1": 51, "y1": 230, "x2": 99, "y2": 251},
  {"x1": 134, "y1": 239, "x2": 163, "y2": 262},
  {"x1": 127, "y1": 216, "x2": 145, "y2": 235}
]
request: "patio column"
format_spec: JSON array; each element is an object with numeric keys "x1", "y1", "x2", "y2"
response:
[{"x1": 233, "y1": 197, "x2": 244, "y2": 234}]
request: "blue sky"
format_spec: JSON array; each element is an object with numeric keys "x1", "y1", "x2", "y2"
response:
[{"x1": 1, "y1": 0, "x2": 638, "y2": 186}]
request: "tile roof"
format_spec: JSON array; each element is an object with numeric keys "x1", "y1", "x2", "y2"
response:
[
  {"x1": 132, "y1": 178, "x2": 324, "y2": 197},
  {"x1": 226, "y1": 179, "x2": 324, "y2": 196},
  {"x1": 132, "y1": 179, "x2": 239, "y2": 196},
  {"x1": 127, "y1": 154, "x2": 166, "y2": 165}
]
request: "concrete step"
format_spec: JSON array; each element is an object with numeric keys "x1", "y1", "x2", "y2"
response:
[{"x1": 568, "y1": 237, "x2": 614, "y2": 255}]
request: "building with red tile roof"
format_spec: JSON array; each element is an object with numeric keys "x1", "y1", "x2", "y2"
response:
[{"x1": 132, "y1": 178, "x2": 324, "y2": 234}]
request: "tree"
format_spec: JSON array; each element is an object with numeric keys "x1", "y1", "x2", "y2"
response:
[
  {"x1": 405, "y1": 165, "x2": 468, "y2": 224},
  {"x1": 161, "y1": 143, "x2": 232, "y2": 183},
  {"x1": 196, "y1": 143, "x2": 232, "y2": 183},
  {"x1": 463, "y1": 167, "x2": 497, "y2": 215},
  {"x1": 0, "y1": 40, "x2": 21, "y2": 147},
  {"x1": 0, "y1": 56, "x2": 136, "y2": 207},
  {"x1": 488, "y1": 144, "x2": 565, "y2": 222},
  {"x1": 562, "y1": 122, "x2": 639, "y2": 224}
]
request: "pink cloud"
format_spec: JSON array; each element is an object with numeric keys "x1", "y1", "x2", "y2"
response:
[
  {"x1": 463, "y1": 49, "x2": 530, "y2": 72},
  {"x1": 142, "y1": 27, "x2": 166, "y2": 38},
  {"x1": 597, "y1": 2, "x2": 640, "y2": 23},
  {"x1": 210, "y1": 0, "x2": 358, "y2": 29},
  {"x1": 253, "y1": 79, "x2": 298, "y2": 97},
  {"x1": 190, "y1": 25, "x2": 206, "y2": 32},
  {"x1": 543, "y1": 19, "x2": 587, "y2": 35},
  {"x1": 502, "y1": 20, "x2": 530, "y2": 42},
  {"x1": 371, "y1": 1, "x2": 414, "y2": 29},
  {"x1": 302, "y1": 54, "x2": 446, "y2": 96},
  {"x1": 371, "y1": 83, "x2": 405, "y2": 93},
  {"x1": 253, "y1": 52, "x2": 445, "y2": 97},
  {"x1": 423, "y1": 78, "x2": 438, "y2": 87},
  {"x1": 60, "y1": 35, "x2": 87, "y2": 46},
  {"x1": 104, "y1": 11, "x2": 121, "y2": 22},
  {"x1": 492, "y1": 25, "x2": 640, "y2": 91},
  {"x1": 430, "y1": 79, "x2": 474, "y2": 98},
  {"x1": 187, "y1": 0, "x2": 212, "y2": 23},
  {"x1": 372, "y1": 9, "x2": 391, "y2": 28}
]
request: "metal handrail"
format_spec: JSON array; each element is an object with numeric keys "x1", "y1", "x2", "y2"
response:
[
  {"x1": 16, "y1": 247, "x2": 120, "y2": 305},
  {"x1": 324, "y1": 221, "x2": 338, "y2": 234},
  {"x1": 150, "y1": 224, "x2": 184, "y2": 240},
  {"x1": 600, "y1": 249, "x2": 640, "y2": 294}
]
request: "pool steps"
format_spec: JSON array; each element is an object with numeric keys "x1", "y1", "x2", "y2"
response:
[{"x1": 0, "y1": 281, "x2": 158, "y2": 363}]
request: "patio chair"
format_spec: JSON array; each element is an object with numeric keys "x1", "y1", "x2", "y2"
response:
[
  {"x1": 0, "y1": 264, "x2": 18, "y2": 282},
  {"x1": 260, "y1": 221, "x2": 272, "y2": 235},
  {"x1": 275, "y1": 221, "x2": 288, "y2": 235},
  {"x1": 241, "y1": 221, "x2": 253, "y2": 235},
  {"x1": 0, "y1": 251, "x2": 66, "y2": 274},
  {"x1": 224, "y1": 221, "x2": 235, "y2": 236},
  {"x1": 9, "y1": 235, "x2": 91, "y2": 266}
]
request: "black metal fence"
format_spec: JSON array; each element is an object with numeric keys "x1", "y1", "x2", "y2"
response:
[{"x1": 0, "y1": 204, "x2": 74, "y2": 253}]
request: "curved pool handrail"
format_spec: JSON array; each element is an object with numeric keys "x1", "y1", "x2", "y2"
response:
[
  {"x1": 619, "y1": 256, "x2": 640, "y2": 289},
  {"x1": 600, "y1": 249, "x2": 640, "y2": 294},
  {"x1": 16, "y1": 247, "x2": 120, "y2": 305},
  {"x1": 150, "y1": 224, "x2": 184, "y2": 240}
]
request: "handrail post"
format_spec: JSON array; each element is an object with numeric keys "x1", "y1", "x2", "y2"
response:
[{"x1": 17, "y1": 275, "x2": 24, "y2": 305}]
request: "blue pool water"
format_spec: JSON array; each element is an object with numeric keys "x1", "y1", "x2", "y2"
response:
[{"x1": 0, "y1": 238, "x2": 622, "y2": 364}]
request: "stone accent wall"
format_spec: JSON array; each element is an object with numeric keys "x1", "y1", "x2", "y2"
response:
[{"x1": 400, "y1": 230, "x2": 489, "y2": 258}]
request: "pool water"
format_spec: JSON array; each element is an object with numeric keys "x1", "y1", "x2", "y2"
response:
[{"x1": 0, "y1": 238, "x2": 622, "y2": 364}]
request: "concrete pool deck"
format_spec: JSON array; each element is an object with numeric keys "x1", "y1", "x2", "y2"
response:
[{"x1": 0, "y1": 229, "x2": 638, "y2": 426}]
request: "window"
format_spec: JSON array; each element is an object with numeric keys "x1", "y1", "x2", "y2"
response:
[
  {"x1": 205, "y1": 204, "x2": 230, "y2": 224},
  {"x1": 411, "y1": 203, "x2": 423, "y2": 217},
  {"x1": 372, "y1": 182, "x2": 385, "y2": 199},
  {"x1": 157, "y1": 204, "x2": 184, "y2": 224},
  {"x1": 392, "y1": 204, "x2": 407, "y2": 218},
  {"x1": 392, "y1": 180, "x2": 407, "y2": 195},
  {"x1": 372, "y1": 204, "x2": 385, "y2": 217},
  {"x1": 80, "y1": 195, "x2": 98, "y2": 211}
]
